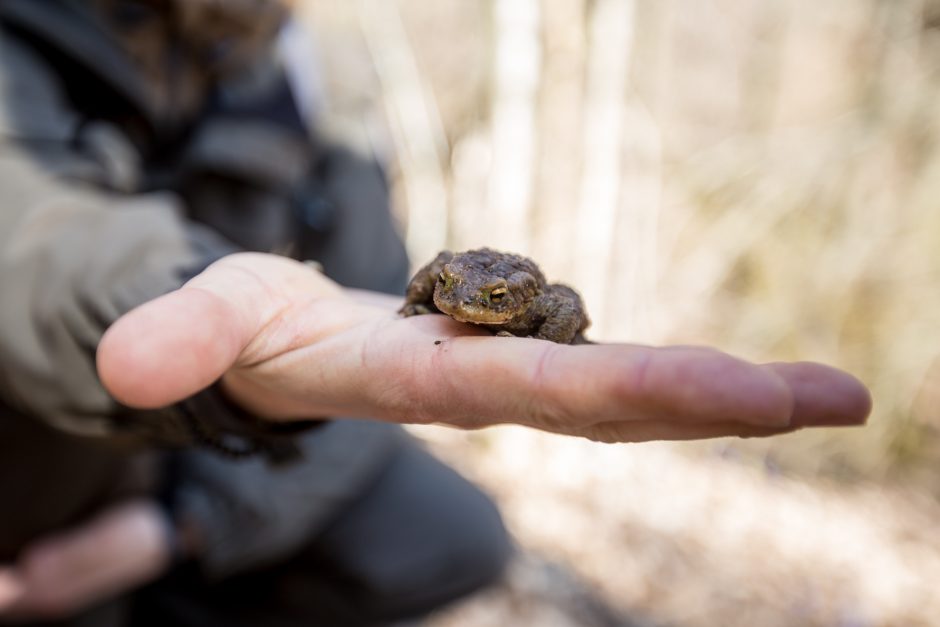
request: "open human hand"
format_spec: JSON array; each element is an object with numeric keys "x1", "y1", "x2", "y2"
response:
[{"x1": 97, "y1": 253, "x2": 871, "y2": 442}]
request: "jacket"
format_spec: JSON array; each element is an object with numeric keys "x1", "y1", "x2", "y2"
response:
[{"x1": 0, "y1": 0, "x2": 410, "y2": 573}]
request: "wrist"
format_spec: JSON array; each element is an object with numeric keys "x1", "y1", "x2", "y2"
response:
[{"x1": 180, "y1": 379, "x2": 325, "y2": 464}]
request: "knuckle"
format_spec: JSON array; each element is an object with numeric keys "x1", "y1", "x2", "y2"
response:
[{"x1": 527, "y1": 344, "x2": 580, "y2": 431}]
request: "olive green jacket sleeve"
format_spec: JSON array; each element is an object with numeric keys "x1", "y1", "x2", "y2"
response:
[{"x1": 0, "y1": 32, "x2": 235, "y2": 443}]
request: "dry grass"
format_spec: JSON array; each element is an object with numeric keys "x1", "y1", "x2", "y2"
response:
[
  {"x1": 417, "y1": 427, "x2": 939, "y2": 627},
  {"x1": 296, "y1": 0, "x2": 940, "y2": 624}
]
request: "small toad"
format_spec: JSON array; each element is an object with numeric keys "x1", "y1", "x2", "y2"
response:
[{"x1": 399, "y1": 248, "x2": 591, "y2": 344}]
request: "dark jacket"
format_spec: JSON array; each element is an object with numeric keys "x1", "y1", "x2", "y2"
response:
[{"x1": 0, "y1": 0, "x2": 410, "y2": 574}]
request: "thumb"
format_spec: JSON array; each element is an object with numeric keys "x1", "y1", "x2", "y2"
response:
[
  {"x1": 96, "y1": 253, "x2": 326, "y2": 409},
  {"x1": 96, "y1": 285, "x2": 252, "y2": 409}
]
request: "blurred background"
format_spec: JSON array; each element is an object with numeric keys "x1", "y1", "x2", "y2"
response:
[{"x1": 293, "y1": 1, "x2": 939, "y2": 625}]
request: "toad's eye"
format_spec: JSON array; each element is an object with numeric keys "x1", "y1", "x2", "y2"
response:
[
  {"x1": 489, "y1": 286, "x2": 508, "y2": 304},
  {"x1": 440, "y1": 272, "x2": 455, "y2": 289}
]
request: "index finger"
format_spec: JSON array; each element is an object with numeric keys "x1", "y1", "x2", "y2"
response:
[
  {"x1": 287, "y1": 315, "x2": 869, "y2": 432},
  {"x1": 383, "y1": 334, "x2": 798, "y2": 431}
]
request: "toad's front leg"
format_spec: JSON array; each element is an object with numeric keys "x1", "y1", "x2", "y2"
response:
[{"x1": 399, "y1": 250, "x2": 454, "y2": 316}]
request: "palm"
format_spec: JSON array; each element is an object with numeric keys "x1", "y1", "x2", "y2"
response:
[{"x1": 98, "y1": 253, "x2": 871, "y2": 442}]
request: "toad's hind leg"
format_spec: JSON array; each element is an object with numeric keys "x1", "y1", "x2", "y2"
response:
[
  {"x1": 533, "y1": 285, "x2": 590, "y2": 344},
  {"x1": 399, "y1": 250, "x2": 454, "y2": 316}
]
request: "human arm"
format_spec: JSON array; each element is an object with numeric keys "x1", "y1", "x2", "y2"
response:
[
  {"x1": 0, "y1": 30, "x2": 329, "y2": 450},
  {"x1": 0, "y1": 30, "x2": 253, "y2": 444}
]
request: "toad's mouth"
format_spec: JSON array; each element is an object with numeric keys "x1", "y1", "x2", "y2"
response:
[{"x1": 433, "y1": 297, "x2": 515, "y2": 325}]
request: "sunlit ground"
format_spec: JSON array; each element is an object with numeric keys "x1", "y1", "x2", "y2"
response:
[
  {"x1": 415, "y1": 426, "x2": 938, "y2": 626},
  {"x1": 295, "y1": 1, "x2": 940, "y2": 624}
]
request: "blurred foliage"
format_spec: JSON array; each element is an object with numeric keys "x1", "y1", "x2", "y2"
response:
[
  {"x1": 298, "y1": 1, "x2": 939, "y2": 623},
  {"x1": 302, "y1": 0, "x2": 940, "y2": 489}
]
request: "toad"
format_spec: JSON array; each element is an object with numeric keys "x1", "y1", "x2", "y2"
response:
[{"x1": 399, "y1": 248, "x2": 591, "y2": 344}]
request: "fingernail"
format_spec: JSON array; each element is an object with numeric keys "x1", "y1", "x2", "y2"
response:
[{"x1": 766, "y1": 362, "x2": 873, "y2": 427}]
